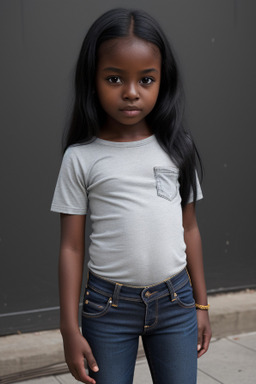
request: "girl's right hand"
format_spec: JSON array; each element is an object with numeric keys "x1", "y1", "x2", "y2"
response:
[{"x1": 62, "y1": 331, "x2": 99, "y2": 384}]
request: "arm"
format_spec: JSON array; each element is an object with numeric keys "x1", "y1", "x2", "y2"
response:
[
  {"x1": 59, "y1": 213, "x2": 99, "y2": 384},
  {"x1": 182, "y1": 203, "x2": 212, "y2": 358}
]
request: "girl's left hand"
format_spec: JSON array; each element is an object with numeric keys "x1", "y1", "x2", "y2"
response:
[{"x1": 196, "y1": 309, "x2": 212, "y2": 358}]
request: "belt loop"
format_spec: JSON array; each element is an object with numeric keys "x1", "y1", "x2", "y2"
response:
[
  {"x1": 165, "y1": 278, "x2": 177, "y2": 302},
  {"x1": 112, "y1": 283, "x2": 122, "y2": 307}
]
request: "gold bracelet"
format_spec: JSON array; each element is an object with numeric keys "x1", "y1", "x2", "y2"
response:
[{"x1": 195, "y1": 303, "x2": 210, "y2": 310}]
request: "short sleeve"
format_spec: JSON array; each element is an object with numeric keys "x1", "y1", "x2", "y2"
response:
[
  {"x1": 51, "y1": 147, "x2": 88, "y2": 215},
  {"x1": 187, "y1": 171, "x2": 203, "y2": 204}
]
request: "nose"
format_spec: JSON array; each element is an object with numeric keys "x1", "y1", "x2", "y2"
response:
[{"x1": 122, "y1": 82, "x2": 139, "y2": 100}]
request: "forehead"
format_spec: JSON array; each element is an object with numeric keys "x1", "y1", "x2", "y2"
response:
[{"x1": 97, "y1": 36, "x2": 161, "y2": 69}]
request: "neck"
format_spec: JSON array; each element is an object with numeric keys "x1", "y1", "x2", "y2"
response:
[{"x1": 99, "y1": 121, "x2": 152, "y2": 142}]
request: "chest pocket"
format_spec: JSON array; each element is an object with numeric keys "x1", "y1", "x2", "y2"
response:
[{"x1": 154, "y1": 167, "x2": 179, "y2": 202}]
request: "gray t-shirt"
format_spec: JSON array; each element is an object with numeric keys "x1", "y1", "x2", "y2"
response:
[{"x1": 51, "y1": 135, "x2": 203, "y2": 285}]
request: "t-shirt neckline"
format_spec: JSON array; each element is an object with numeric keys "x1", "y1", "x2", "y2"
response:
[{"x1": 94, "y1": 135, "x2": 156, "y2": 148}]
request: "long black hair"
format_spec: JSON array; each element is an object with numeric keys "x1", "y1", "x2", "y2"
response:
[{"x1": 63, "y1": 8, "x2": 202, "y2": 206}]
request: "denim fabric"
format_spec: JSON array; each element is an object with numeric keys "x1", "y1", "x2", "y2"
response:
[{"x1": 82, "y1": 268, "x2": 198, "y2": 384}]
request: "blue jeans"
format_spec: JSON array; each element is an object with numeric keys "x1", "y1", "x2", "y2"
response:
[{"x1": 82, "y1": 268, "x2": 198, "y2": 384}]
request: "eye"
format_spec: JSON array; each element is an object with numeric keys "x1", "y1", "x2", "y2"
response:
[
  {"x1": 107, "y1": 76, "x2": 122, "y2": 84},
  {"x1": 140, "y1": 77, "x2": 154, "y2": 85}
]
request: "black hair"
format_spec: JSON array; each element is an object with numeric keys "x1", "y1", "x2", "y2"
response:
[{"x1": 63, "y1": 8, "x2": 203, "y2": 206}]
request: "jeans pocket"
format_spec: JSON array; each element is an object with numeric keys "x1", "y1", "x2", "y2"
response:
[
  {"x1": 82, "y1": 287, "x2": 112, "y2": 318},
  {"x1": 176, "y1": 281, "x2": 195, "y2": 309},
  {"x1": 154, "y1": 166, "x2": 179, "y2": 202}
]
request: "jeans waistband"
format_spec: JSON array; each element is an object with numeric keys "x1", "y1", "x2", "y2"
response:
[{"x1": 87, "y1": 268, "x2": 190, "y2": 307}]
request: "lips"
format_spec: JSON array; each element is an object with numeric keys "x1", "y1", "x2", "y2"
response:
[
  {"x1": 120, "y1": 106, "x2": 141, "y2": 111},
  {"x1": 119, "y1": 106, "x2": 141, "y2": 117}
]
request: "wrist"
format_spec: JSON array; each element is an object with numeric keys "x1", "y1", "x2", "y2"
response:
[
  {"x1": 195, "y1": 303, "x2": 210, "y2": 310},
  {"x1": 193, "y1": 293, "x2": 208, "y2": 306},
  {"x1": 60, "y1": 324, "x2": 81, "y2": 337}
]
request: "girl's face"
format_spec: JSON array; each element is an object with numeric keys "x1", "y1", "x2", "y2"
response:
[{"x1": 96, "y1": 36, "x2": 161, "y2": 136}]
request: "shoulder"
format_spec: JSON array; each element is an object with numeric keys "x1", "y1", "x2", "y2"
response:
[
  {"x1": 63, "y1": 139, "x2": 99, "y2": 162},
  {"x1": 65, "y1": 138, "x2": 97, "y2": 154},
  {"x1": 61, "y1": 139, "x2": 106, "y2": 180}
]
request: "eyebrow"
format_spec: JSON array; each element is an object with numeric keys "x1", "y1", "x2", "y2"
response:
[{"x1": 102, "y1": 67, "x2": 159, "y2": 74}]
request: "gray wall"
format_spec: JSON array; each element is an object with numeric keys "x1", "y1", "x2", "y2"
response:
[{"x1": 1, "y1": 0, "x2": 256, "y2": 335}]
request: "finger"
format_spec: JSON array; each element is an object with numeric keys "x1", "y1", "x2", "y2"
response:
[
  {"x1": 197, "y1": 329, "x2": 203, "y2": 353},
  {"x1": 73, "y1": 365, "x2": 97, "y2": 384},
  {"x1": 198, "y1": 346, "x2": 206, "y2": 358},
  {"x1": 68, "y1": 359, "x2": 97, "y2": 384},
  {"x1": 86, "y1": 350, "x2": 99, "y2": 373},
  {"x1": 198, "y1": 332, "x2": 211, "y2": 358},
  {"x1": 202, "y1": 331, "x2": 211, "y2": 353}
]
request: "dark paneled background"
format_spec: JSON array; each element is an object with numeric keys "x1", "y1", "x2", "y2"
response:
[{"x1": 1, "y1": 0, "x2": 255, "y2": 335}]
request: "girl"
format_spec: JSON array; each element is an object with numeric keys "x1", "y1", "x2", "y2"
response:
[{"x1": 51, "y1": 8, "x2": 211, "y2": 384}]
